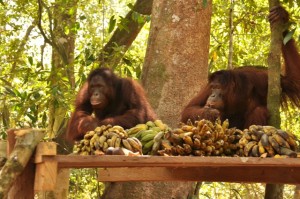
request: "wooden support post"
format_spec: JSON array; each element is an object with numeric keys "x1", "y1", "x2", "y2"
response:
[{"x1": 34, "y1": 142, "x2": 57, "y2": 191}]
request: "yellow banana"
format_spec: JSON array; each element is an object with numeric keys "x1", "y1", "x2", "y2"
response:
[
  {"x1": 115, "y1": 137, "x2": 121, "y2": 147},
  {"x1": 127, "y1": 124, "x2": 148, "y2": 135},
  {"x1": 111, "y1": 125, "x2": 125, "y2": 132},
  {"x1": 183, "y1": 144, "x2": 192, "y2": 154},
  {"x1": 221, "y1": 119, "x2": 229, "y2": 131},
  {"x1": 99, "y1": 135, "x2": 107, "y2": 147},
  {"x1": 127, "y1": 137, "x2": 142, "y2": 152},
  {"x1": 183, "y1": 135, "x2": 193, "y2": 146},
  {"x1": 258, "y1": 141, "x2": 266, "y2": 154},
  {"x1": 110, "y1": 135, "x2": 118, "y2": 147},
  {"x1": 181, "y1": 125, "x2": 194, "y2": 132},
  {"x1": 268, "y1": 136, "x2": 280, "y2": 153},
  {"x1": 154, "y1": 119, "x2": 167, "y2": 130},
  {"x1": 122, "y1": 139, "x2": 133, "y2": 151},
  {"x1": 262, "y1": 125, "x2": 277, "y2": 135},
  {"x1": 244, "y1": 141, "x2": 257, "y2": 157},
  {"x1": 277, "y1": 130, "x2": 298, "y2": 151},
  {"x1": 103, "y1": 142, "x2": 109, "y2": 151},
  {"x1": 84, "y1": 131, "x2": 95, "y2": 139},
  {"x1": 273, "y1": 134, "x2": 290, "y2": 149},
  {"x1": 193, "y1": 138, "x2": 201, "y2": 149}
]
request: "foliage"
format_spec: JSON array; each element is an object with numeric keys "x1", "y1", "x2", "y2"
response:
[
  {"x1": 1, "y1": 0, "x2": 300, "y2": 198},
  {"x1": 69, "y1": 168, "x2": 104, "y2": 199}
]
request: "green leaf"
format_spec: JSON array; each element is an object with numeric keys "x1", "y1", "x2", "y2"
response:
[
  {"x1": 123, "y1": 58, "x2": 132, "y2": 66},
  {"x1": 5, "y1": 87, "x2": 16, "y2": 96},
  {"x1": 79, "y1": 15, "x2": 86, "y2": 20},
  {"x1": 283, "y1": 29, "x2": 295, "y2": 45},
  {"x1": 28, "y1": 56, "x2": 33, "y2": 65},
  {"x1": 127, "y1": 3, "x2": 134, "y2": 10},
  {"x1": 108, "y1": 15, "x2": 116, "y2": 33}
]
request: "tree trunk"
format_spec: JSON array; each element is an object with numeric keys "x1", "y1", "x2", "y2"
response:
[
  {"x1": 101, "y1": 1, "x2": 212, "y2": 199},
  {"x1": 142, "y1": 0, "x2": 212, "y2": 128},
  {"x1": 38, "y1": 1, "x2": 78, "y2": 198},
  {"x1": 265, "y1": 0, "x2": 285, "y2": 198}
]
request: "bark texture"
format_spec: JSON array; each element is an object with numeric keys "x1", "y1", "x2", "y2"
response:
[
  {"x1": 101, "y1": 1, "x2": 212, "y2": 199},
  {"x1": 142, "y1": 0, "x2": 212, "y2": 128},
  {"x1": 265, "y1": 0, "x2": 285, "y2": 198},
  {"x1": 0, "y1": 129, "x2": 45, "y2": 199}
]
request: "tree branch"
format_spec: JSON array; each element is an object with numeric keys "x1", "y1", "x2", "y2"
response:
[{"x1": 98, "y1": 0, "x2": 153, "y2": 68}]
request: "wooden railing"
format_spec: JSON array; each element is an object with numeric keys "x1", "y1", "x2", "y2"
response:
[{"x1": 34, "y1": 142, "x2": 300, "y2": 191}]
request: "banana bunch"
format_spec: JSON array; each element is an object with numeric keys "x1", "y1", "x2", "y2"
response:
[
  {"x1": 157, "y1": 119, "x2": 243, "y2": 156},
  {"x1": 126, "y1": 120, "x2": 170, "y2": 155},
  {"x1": 74, "y1": 124, "x2": 143, "y2": 155},
  {"x1": 239, "y1": 125, "x2": 299, "y2": 158}
]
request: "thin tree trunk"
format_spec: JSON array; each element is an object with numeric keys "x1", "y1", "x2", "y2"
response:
[
  {"x1": 36, "y1": 1, "x2": 78, "y2": 198},
  {"x1": 227, "y1": 0, "x2": 234, "y2": 69},
  {"x1": 265, "y1": 0, "x2": 285, "y2": 198}
]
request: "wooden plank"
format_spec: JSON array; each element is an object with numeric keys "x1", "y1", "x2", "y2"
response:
[
  {"x1": 35, "y1": 142, "x2": 57, "y2": 163},
  {"x1": 45, "y1": 155, "x2": 300, "y2": 169},
  {"x1": 38, "y1": 155, "x2": 300, "y2": 185},
  {"x1": 98, "y1": 166, "x2": 300, "y2": 184},
  {"x1": 34, "y1": 142, "x2": 57, "y2": 191}
]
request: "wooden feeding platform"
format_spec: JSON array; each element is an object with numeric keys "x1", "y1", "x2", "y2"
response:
[{"x1": 34, "y1": 142, "x2": 300, "y2": 191}]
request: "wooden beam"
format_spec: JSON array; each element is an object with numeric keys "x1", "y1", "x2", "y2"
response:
[
  {"x1": 37, "y1": 155, "x2": 300, "y2": 185},
  {"x1": 44, "y1": 155, "x2": 300, "y2": 169},
  {"x1": 98, "y1": 166, "x2": 300, "y2": 184}
]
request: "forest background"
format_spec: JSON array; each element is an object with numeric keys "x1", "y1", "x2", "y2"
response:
[{"x1": 1, "y1": 0, "x2": 300, "y2": 198}]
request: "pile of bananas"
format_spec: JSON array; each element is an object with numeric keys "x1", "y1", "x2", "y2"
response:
[
  {"x1": 74, "y1": 124, "x2": 142, "y2": 155},
  {"x1": 239, "y1": 125, "x2": 298, "y2": 157},
  {"x1": 157, "y1": 119, "x2": 243, "y2": 156},
  {"x1": 127, "y1": 120, "x2": 170, "y2": 155}
]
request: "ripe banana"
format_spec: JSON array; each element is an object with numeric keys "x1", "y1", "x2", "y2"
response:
[
  {"x1": 251, "y1": 145, "x2": 259, "y2": 157},
  {"x1": 154, "y1": 119, "x2": 167, "y2": 130},
  {"x1": 268, "y1": 136, "x2": 280, "y2": 153},
  {"x1": 243, "y1": 141, "x2": 257, "y2": 157},
  {"x1": 273, "y1": 134, "x2": 290, "y2": 149},
  {"x1": 183, "y1": 135, "x2": 193, "y2": 146},
  {"x1": 122, "y1": 139, "x2": 133, "y2": 151},
  {"x1": 127, "y1": 137, "x2": 142, "y2": 153}
]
